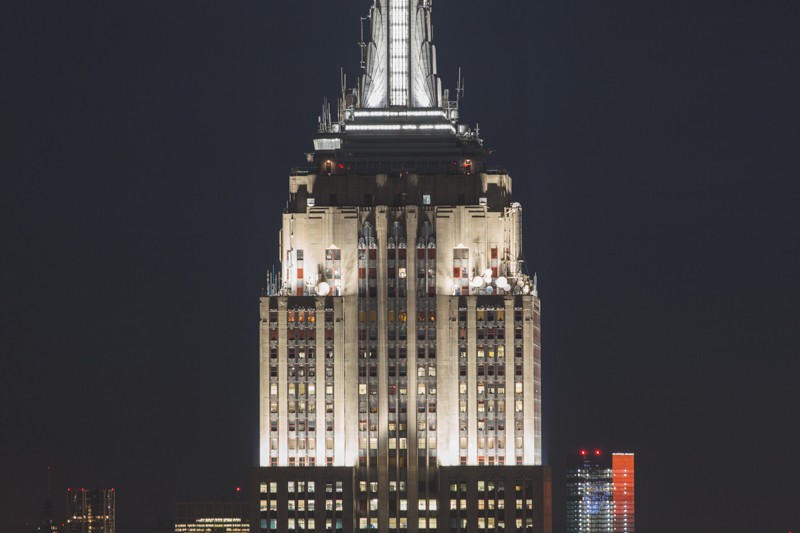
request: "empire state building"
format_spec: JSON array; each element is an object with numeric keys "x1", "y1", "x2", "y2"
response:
[{"x1": 252, "y1": 1, "x2": 551, "y2": 531}]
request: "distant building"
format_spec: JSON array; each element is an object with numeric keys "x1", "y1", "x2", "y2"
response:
[
  {"x1": 566, "y1": 451, "x2": 635, "y2": 533},
  {"x1": 37, "y1": 466, "x2": 60, "y2": 533},
  {"x1": 174, "y1": 502, "x2": 248, "y2": 533},
  {"x1": 66, "y1": 488, "x2": 115, "y2": 533},
  {"x1": 37, "y1": 497, "x2": 59, "y2": 533}
]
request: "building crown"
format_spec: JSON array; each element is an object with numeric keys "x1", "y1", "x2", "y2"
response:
[{"x1": 315, "y1": 0, "x2": 477, "y2": 138}]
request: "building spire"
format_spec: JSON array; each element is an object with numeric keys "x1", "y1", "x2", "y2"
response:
[{"x1": 361, "y1": 0, "x2": 441, "y2": 109}]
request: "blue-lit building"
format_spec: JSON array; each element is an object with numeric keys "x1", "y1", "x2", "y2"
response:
[{"x1": 566, "y1": 451, "x2": 635, "y2": 533}]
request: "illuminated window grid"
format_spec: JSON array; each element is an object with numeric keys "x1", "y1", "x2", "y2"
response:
[
  {"x1": 458, "y1": 305, "x2": 468, "y2": 464},
  {"x1": 476, "y1": 480, "x2": 506, "y2": 531},
  {"x1": 324, "y1": 306, "x2": 335, "y2": 464},
  {"x1": 416, "y1": 238, "x2": 438, "y2": 532},
  {"x1": 259, "y1": 482, "x2": 278, "y2": 530},
  {"x1": 285, "y1": 308, "x2": 318, "y2": 466},
  {"x1": 175, "y1": 518, "x2": 248, "y2": 533},
  {"x1": 514, "y1": 306, "x2": 525, "y2": 465},
  {"x1": 285, "y1": 481, "x2": 316, "y2": 532},
  {"x1": 476, "y1": 306, "x2": 507, "y2": 465},
  {"x1": 387, "y1": 238, "x2": 410, "y2": 520},
  {"x1": 357, "y1": 233, "x2": 378, "y2": 530},
  {"x1": 449, "y1": 482, "x2": 468, "y2": 532},
  {"x1": 514, "y1": 480, "x2": 536, "y2": 532},
  {"x1": 324, "y1": 482, "x2": 345, "y2": 531},
  {"x1": 268, "y1": 304, "x2": 279, "y2": 465}
]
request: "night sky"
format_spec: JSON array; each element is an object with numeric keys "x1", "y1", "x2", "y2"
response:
[{"x1": 2, "y1": 1, "x2": 799, "y2": 532}]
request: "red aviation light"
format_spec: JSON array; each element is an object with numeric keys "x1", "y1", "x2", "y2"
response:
[
  {"x1": 236, "y1": 487, "x2": 242, "y2": 493},
  {"x1": 580, "y1": 450, "x2": 587, "y2": 456},
  {"x1": 595, "y1": 450, "x2": 601, "y2": 456}
]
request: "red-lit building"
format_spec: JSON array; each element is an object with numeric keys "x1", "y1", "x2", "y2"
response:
[
  {"x1": 611, "y1": 454, "x2": 635, "y2": 533},
  {"x1": 566, "y1": 451, "x2": 634, "y2": 533}
]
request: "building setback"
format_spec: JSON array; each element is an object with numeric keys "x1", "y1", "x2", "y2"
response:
[
  {"x1": 566, "y1": 451, "x2": 635, "y2": 533},
  {"x1": 252, "y1": 1, "x2": 550, "y2": 531}
]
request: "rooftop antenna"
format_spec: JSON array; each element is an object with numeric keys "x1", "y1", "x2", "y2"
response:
[
  {"x1": 320, "y1": 98, "x2": 332, "y2": 132},
  {"x1": 456, "y1": 67, "x2": 465, "y2": 106},
  {"x1": 339, "y1": 69, "x2": 347, "y2": 122},
  {"x1": 533, "y1": 273, "x2": 539, "y2": 297},
  {"x1": 359, "y1": 16, "x2": 368, "y2": 69}
]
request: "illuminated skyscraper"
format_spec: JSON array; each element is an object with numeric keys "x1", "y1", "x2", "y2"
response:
[
  {"x1": 566, "y1": 451, "x2": 635, "y2": 533},
  {"x1": 253, "y1": 1, "x2": 549, "y2": 531},
  {"x1": 66, "y1": 488, "x2": 115, "y2": 533}
]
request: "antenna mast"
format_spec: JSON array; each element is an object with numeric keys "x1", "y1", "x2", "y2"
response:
[
  {"x1": 340, "y1": 69, "x2": 347, "y2": 123},
  {"x1": 457, "y1": 67, "x2": 465, "y2": 106},
  {"x1": 359, "y1": 16, "x2": 367, "y2": 69},
  {"x1": 319, "y1": 98, "x2": 333, "y2": 133}
]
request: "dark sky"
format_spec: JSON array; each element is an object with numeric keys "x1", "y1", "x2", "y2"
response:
[{"x1": 2, "y1": 1, "x2": 799, "y2": 532}]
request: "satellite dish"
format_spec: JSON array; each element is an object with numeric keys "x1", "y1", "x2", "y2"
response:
[
  {"x1": 317, "y1": 282, "x2": 331, "y2": 297},
  {"x1": 486, "y1": 286, "x2": 494, "y2": 294},
  {"x1": 495, "y1": 276, "x2": 508, "y2": 288},
  {"x1": 484, "y1": 269, "x2": 493, "y2": 278},
  {"x1": 504, "y1": 284, "x2": 512, "y2": 292},
  {"x1": 471, "y1": 276, "x2": 483, "y2": 288},
  {"x1": 517, "y1": 279, "x2": 525, "y2": 287}
]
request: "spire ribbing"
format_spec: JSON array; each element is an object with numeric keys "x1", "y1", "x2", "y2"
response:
[{"x1": 361, "y1": 0, "x2": 440, "y2": 108}]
